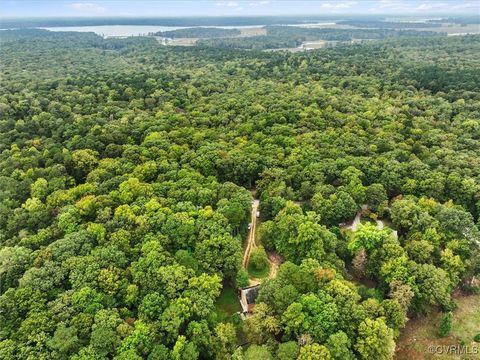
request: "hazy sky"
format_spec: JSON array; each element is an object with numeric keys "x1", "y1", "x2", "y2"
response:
[{"x1": 2, "y1": 0, "x2": 479, "y2": 18}]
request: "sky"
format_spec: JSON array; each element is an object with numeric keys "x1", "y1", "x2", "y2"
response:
[{"x1": 1, "y1": 0, "x2": 479, "y2": 18}]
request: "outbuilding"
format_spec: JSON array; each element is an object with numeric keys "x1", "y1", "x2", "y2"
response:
[{"x1": 239, "y1": 285, "x2": 260, "y2": 313}]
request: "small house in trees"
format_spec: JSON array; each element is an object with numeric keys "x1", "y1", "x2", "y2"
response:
[{"x1": 239, "y1": 285, "x2": 260, "y2": 313}]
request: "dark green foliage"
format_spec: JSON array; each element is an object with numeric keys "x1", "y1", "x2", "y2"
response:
[
  {"x1": 198, "y1": 26, "x2": 443, "y2": 50},
  {"x1": 266, "y1": 25, "x2": 443, "y2": 40},
  {"x1": 337, "y1": 20, "x2": 438, "y2": 28},
  {"x1": 198, "y1": 35, "x2": 302, "y2": 50},
  {"x1": 244, "y1": 344, "x2": 273, "y2": 360},
  {"x1": 235, "y1": 268, "x2": 250, "y2": 288},
  {"x1": 438, "y1": 312, "x2": 453, "y2": 337}
]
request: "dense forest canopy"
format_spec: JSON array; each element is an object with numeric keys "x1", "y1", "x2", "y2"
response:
[
  {"x1": 196, "y1": 27, "x2": 445, "y2": 50},
  {"x1": 264, "y1": 26, "x2": 444, "y2": 40},
  {"x1": 336, "y1": 20, "x2": 439, "y2": 28},
  {"x1": 0, "y1": 15, "x2": 380, "y2": 28},
  {"x1": 0, "y1": 28, "x2": 479, "y2": 360},
  {"x1": 1, "y1": 15, "x2": 477, "y2": 29}
]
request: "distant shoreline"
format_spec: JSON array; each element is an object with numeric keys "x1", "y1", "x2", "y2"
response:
[{"x1": 0, "y1": 15, "x2": 468, "y2": 29}]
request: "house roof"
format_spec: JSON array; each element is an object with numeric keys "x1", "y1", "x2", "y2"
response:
[{"x1": 243, "y1": 285, "x2": 260, "y2": 305}]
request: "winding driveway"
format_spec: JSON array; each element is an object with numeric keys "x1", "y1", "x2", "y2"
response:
[
  {"x1": 242, "y1": 199, "x2": 259, "y2": 269},
  {"x1": 242, "y1": 199, "x2": 281, "y2": 285}
]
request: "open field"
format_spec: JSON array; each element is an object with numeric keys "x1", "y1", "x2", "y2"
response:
[
  {"x1": 240, "y1": 27, "x2": 267, "y2": 37},
  {"x1": 154, "y1": 36, "x2": 198, "y2": 46},
  {"x1": 215, "y1": 286, "x2": 242, "y2": 322},
  {"x1": 303, "y1": 40, "x2": 328, "y2": 49},
  {"x1": 395, "y1": 295, "x2": 480, "y2": 360}
]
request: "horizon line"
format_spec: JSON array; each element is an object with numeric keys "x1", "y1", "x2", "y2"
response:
[{"x1": 0, "y1": 13, "x2": 473, "y2": 20}]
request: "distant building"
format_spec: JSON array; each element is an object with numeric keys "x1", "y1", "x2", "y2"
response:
[{"x1": 239, "y1": 285, "x2": 260, "y2": 313}]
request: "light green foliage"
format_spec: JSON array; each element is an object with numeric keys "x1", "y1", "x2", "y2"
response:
[
  {"x1": 184, "y1": 273, "x2": 222, "y2": 317},
  {"x1": 382, "y1": 299, "x2": 407, "y2": 334},
  {"x1": 172, "y1": 335, "x2": 199, "y2": 360},
  {"x1": 72, "y1": 149, "x2": 99, "y2": 180},
  {"x1": 277, "y1": 341, "x2": 299, "y2": 360},
  {"x1": 312, "y1": 191, "x2": 358, "y2": 225},
  {"x1": 297, "y1": 343, "x2": 333, "y2": 360},
  {"x1": 283, "y1": 293, "x2": 339, "y2": 343},
  {"x1": 244, "y1": 345, "x2": 273, "y2": 360},
  {"x1": 348, "y1": 223, "x2": 391, "y2": 254},
  {"x1": 390, "y1": 198, "x2": 425, "y2": 232},
  {"x1": 355, "y1": 318, "x2": 395, "y2": 360},
  {"x1": 194, "y1": 235, "x2": 242, "y2": 278},
  {"x1": 326, "y1": 331, "x2": 355, "y2": 360},
  {"x1": 186, "y1": 321, "x2": 212, "y2": 358},
  {"x1": 235, "y1": 268, "x2": 249, "y2": 288},
  {"x1": 249, "y1": 246, "x2": 269, "y2": 271},
  {"x1": 57, "y1": 206, "x2": 81, "y2": 234},
  {"x1": 243, "y1": 303, "x2": 280, "y2": 344},
  {"x1": 139, "y1": 292, "x2": 167, "y2": 321},
  {"x1": 410, "y1": 263, "x2": 452, "y2": 311},
  {"x1": 31, "y1": 178, "x2": 49, "y2": 200},
  {"x1": 405, "y1": 239, "x2": 434, "y2": 264},
  {"x1": 440, "y1": 248, "x2": 465, "y2": 285},
  {"x1": 160, "y1": 298, "x2": 193, "y2": 344},
  {"x1": 265, "y1": 203, "x2": 337, "y2": 262},
  {"x1": 212, "y1": 323, "x2": 237, "y2": 360}
]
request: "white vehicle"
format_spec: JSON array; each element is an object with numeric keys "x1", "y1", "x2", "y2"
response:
[
  {"x1": 248, "y1": 223, "x2": 252, "y2": 230},
  {"x1": 256, "y1": 211, "x2": 260, "y2": 218}
]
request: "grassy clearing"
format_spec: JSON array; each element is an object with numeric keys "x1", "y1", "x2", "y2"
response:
[
  {"x1": 395, "y1": 295, "x2": 480, "y2": 360},
  {"x1": 215, "y1": 286, "x2": 241, "y2": 322},
  {"x1": 248, "y1": 262, "x2": 269, "y2": 279},
  {"x1": 248, "y1": 216, "x2": 269, "y2": 279},
  {"x1": 214, "y1": 286, "x2": 248, "y2": 347}
]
